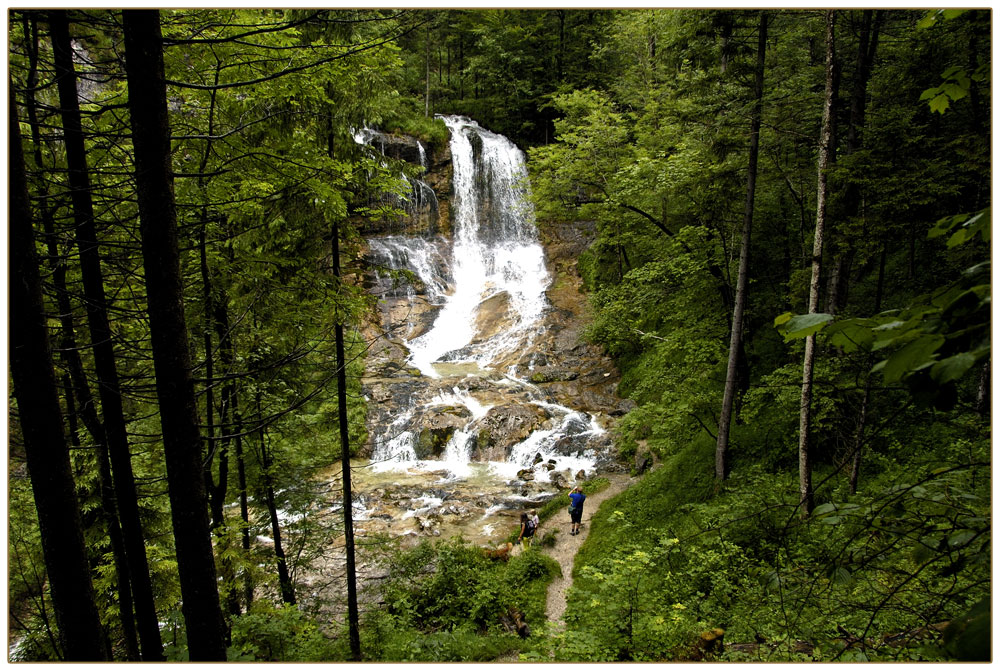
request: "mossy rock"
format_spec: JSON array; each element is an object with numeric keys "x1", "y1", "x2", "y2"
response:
[{"x1": 415, "y1": 427, "x2": 455, "y2": 459}]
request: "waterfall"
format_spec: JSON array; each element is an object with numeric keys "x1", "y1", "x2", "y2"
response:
[
  {"x1": 407, "y1": 116, "x2": 549, "y2": 377},
  {"x1": 366, "y1": 116, "x2": 601, "y2": 482}
]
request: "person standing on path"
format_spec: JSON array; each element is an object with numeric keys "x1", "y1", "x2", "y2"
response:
[
  {"x1": 568, "y1": 486, "x2": 586, "y2": 536},
  {"x1": 518, "y1": 512, "x2": 536, "y2": 550}
]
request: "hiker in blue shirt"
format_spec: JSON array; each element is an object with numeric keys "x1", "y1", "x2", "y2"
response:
[{"x1": 568, "y1": 486, "x2": 586, "y2": 536}]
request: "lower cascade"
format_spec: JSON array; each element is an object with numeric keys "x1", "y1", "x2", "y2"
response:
[{"x1": 357, "y1": 116, "x2": 623, "y2": 544}]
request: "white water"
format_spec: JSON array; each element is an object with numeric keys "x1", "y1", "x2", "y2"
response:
[
  {"x1": 366, "y1": 116, "x2": 600, "y2": 482},
  {"x1": 406, "y1": 116, "x2": 549, "y2": 377}
]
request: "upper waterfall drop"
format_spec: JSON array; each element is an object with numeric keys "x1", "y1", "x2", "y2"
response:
[{"x1": 407, "y1": 115, "x2": 550, "y2": 377}]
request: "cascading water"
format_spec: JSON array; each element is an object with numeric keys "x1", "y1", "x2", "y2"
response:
[
  {"x1": 362, "y1": 115, "x2": 607, "y2": 527},
  {"x1": 406, "y1": 116, "x2": 549, "y2": 377}
]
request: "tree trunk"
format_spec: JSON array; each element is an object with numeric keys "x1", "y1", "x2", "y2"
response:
[
  {"x1": 799, "y1": 10, "x2": 837, "y2": 517},
  {"x1": 49, "y1": 11, "x2": 165, "y2": 659},
  {"x1": 234, "y1": 401, "x2": 255, "y2": 611},
  {"x1": 975, "y1": 361, "x2": 990, "y2": 419},
  {"x1": 715, "y1": 10, "x2": 767, "y2": 481},
  {"x1": 121, "y1": 9, "x2": 227, "y2": 661},
  {"x1": 424, "y1": 24, "x2": 431, "y2": 117},
  {"x1": 10, "y1": 79, "x2": 108, "y2": 663},
  {"x1": 20, "y1": 14, "x2": 138, "y2": 660},
  {"x1": 332, "y1": 217, "x2": 363, "y2": 660},
  {"x1": 825, "y1": 10, "x2": 881, "y2": 316},
  {"x1": 258, "y1": 425, "x2": 296, "y2": 606},
  {"x1": 849, "y1": 242, "x2": 886, "y2": 494}
]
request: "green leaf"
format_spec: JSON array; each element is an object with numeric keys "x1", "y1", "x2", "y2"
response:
[
  {"x1": 930, "y1": 353, "x2": 977, "y2": 383},
  {"x1": 880, "y1": 335, "x2": 945, "y2": 382},
  {"x1": 829, "y1": 566, "x2": 853, "y2": 585},
  {"x1": 941, "y1": 82, "x2": 968, "y2": 101},
  {"x1": 780, "y1": 313, "x2": 833, "y2": 340},
  {"x1": 948, "y1": 530, "x2": 976, "y2": 548},
  {"x1": 825, "y1": 320, "x2": 875, "y2": 352},
  {"x1": 928, "y1": 93, "x2": 950, "y2": 114},
  {"x1": 813, "y1": 502, "x2": 837, "y2": 516},
  {"x1": 916, "y1": 10, "x2": 938, "y2": 29},
  {"x1": 774, "y1": 311, "x2": 793, "y2": 327},
  {"x1": 941, "y1": 9, "x2": 968, "y2": 20}
]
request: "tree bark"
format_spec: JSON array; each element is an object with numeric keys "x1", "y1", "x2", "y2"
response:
[
  {"x1": 19, "y1": 13, "x2": 138, "y2": 660},
  {"x1": 48, "y1": 11, "x2": 165, "y2": 660},
  {"x1": 10, "y1": 79, "x2": 108, "y2": 663},
  {"x1": 799, "y1": 10, "x2": 837, "y2": 517},
  {"x1": 121, "y1": 9, "x2": 227, "y2": 661},
  {"x1": 333, "y1": 217, "x2": 362, "y2": 661},
  {"x1": 715, "y1": 11, "x2": 767, "y2": 481}
]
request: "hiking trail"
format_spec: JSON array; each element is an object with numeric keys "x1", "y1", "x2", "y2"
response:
[{"x1": 540, "y1": 472, "x2": 634, "y2": 628}]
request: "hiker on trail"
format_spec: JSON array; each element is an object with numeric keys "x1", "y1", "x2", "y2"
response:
[
  {"x1": 530, "y1": 509, "x2": 540, "y2": 531},
  {"x1": 518, "y1": 512, "x2": 536, "y2": 549},
  {"x1": 568, "y1": 485, "x2": 586, "y2": 536}
]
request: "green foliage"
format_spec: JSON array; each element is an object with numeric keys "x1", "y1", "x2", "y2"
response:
[
  {"x1": 562, "y1": 427, "x2": 989, "y2": 661},
  {"x1": 228, "y1": 604, "x2": 338, "y2": 661},
  {"x1": 776, "y1": 213, "x2": 989, "y2": 409},
  {"x1": 362, "y1": 613, "x2": 522, "y2": 662},
  {"x1": 366, "y1": 537, "x2": 559, "y2": 661}
]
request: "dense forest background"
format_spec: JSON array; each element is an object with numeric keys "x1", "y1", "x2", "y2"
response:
[{"x1": 8, "y1": 8, "x2": 990, "y2": 662}]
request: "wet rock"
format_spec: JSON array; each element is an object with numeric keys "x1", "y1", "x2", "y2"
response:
[
  {"x1": 575, "y1": 469, "x2": 587, "y2": 481},
  {"x1": 610, "y1": 399, "x2": 637, "y2": 417},
  {"x1": 516, "y1": 469, "x2": 535, "y2": 481},
  {"x1": 414, "y1": 428, "x2": 452, "y2": 459},
  {"x1": 360, "y1": 130, "x2": 424, "y2": 165},
  {"x1": 470, "y1": 404, "x2": 546, "y2": 461},
  {"x1": 529, "y1": 367, "x2": 579, "y2": 384},
  {"x1": 473, "y1": 292, "x2": 514, "y2": 343},
  {"x1": 532, "y1": 452, "x2": 543, "y2": 466}
]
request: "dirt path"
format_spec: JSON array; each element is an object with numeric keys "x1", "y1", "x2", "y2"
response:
[{"x1": 541, "y1": 473, "x2": 634, "y2": 627}]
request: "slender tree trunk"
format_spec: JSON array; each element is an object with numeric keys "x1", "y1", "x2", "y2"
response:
[
  {"x1": 258, "y1": 427, "x2": 296, "y2": 605},
  {"x1": 10, "y1": 80, "x2": 108, "y2": 663},
  {"x1": 826, "y1": 10, "x2": 881, "y2": 316},
  {"x1": 424, "y1": 24, "x2": 431, "y2": 117},
  {"x1": 332, "y1": 217, "x2": 362, "y2": 660},
  {"x1": 715, "y1": 11, "x2": 767, "y2": 481},
  {"x1": 975, "y1": 361, "x2": 990, "y2": 419},
  {"x1": 20, "y1": 14, "x2": 138, "y2": 660},
  {"x1": 799, "y1": 10, "x2": 837, "y2": 517},
  {"x1": 121, "y1": 9, "x2": 227, "y2": 660},
  {"x1": 849, "y1": 242, "x2": 886, "y2": 494},
  {"x1": 234, "y1": 400, "x2": 254, "y2": 611},
  {"x1": 49, "y1": 11, "x2": 165, "y2": 659}
]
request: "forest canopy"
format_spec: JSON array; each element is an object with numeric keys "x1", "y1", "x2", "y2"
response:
[{"x1": 7, "y1": 8, "x2": 990, "y2": 662}]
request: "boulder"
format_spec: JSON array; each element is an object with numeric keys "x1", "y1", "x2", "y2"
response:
[
  {"x1": 575, "y1": 469, "x2": 587, "y2": 481},
  {"x1": 470, "y1": 404, "x2": 546, "y2": 461},
  {"x1": 473, "y1": 291, "x2": 514, "y2": 343},
  {"x1": 634, "y1": 448, "x2": 654, "y2": 476},
  {"x1": 516, "y1": 469, "x2": 535, "y2": 481}
]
